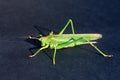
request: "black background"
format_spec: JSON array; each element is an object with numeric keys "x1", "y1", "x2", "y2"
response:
[{"x1": 0, "y1": 0, "x2": 120, "y2": 80}]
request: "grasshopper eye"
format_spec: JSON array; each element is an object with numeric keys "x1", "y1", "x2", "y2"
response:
[
  {"x1": 37, "y1": 34, "x2": 43, "y2": 38},
  {"x1": 39, "y1": 34, "x2": 43, "y2": 37}
]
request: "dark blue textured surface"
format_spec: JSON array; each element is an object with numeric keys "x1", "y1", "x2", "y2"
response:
[{"x1": 0, "y1": 0, "x2": 120, "y2": 80}]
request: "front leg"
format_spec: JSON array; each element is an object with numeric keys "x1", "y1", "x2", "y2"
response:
[{"x1": 29, "y1": 45, "x2": 49, "y2": 57}]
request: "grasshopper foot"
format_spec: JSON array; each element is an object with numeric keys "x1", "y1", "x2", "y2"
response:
[
  {"x1": 104, "y1": 55, "x2": 113, "y2": 58},
  {"x1": 28, "y1": 35, "x2": 32, "y2": 39},
  {"x1": 29, "y1": 55, "x2": 35, "y2": 57},
  {"x1": 53, "y1": 61, "x2": 56, "y2": 65}
]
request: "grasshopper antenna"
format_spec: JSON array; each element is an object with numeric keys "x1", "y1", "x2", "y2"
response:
[
  {"x1": 19, "y1": 35, "x2": 39, "y2": 39},
  {"x1": 28, "y1": 35, "x2": 39, "y2": 40}
]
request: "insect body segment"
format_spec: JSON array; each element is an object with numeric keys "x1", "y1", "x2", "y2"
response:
[{"x1": 29, "y1": 19, "x2": 113, "y2": 64}]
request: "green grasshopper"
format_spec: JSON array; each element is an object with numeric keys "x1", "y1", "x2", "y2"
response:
[{"x1": 28, "y1": 19, "x2": 113, "y2": 64}]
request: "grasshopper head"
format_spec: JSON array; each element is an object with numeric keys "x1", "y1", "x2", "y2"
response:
[
  {"x1": 38, "y1": 37, "x2": 49, "y2": 46},
  {"x1": 39, "y1": 32, "x2": 54, "y2": 47}
]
